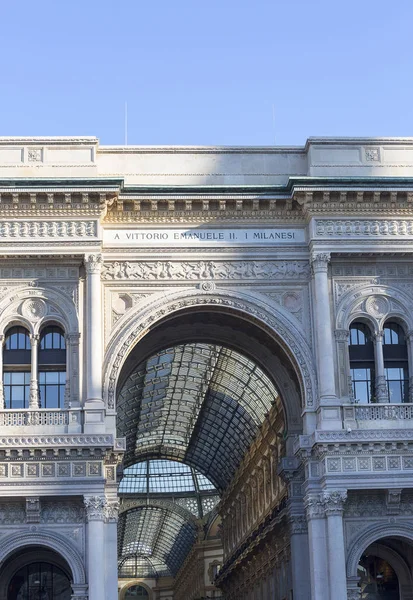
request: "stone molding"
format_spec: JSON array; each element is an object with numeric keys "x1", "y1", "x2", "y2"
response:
[
  {"x1": 101, "y1": 260, "x2": 311, "y2": 281},
  {"x1": 103, "y1": 287, "x2": 317, "y2": 411},
  {"x1": 84, "y1": 495, "x2": 106, "y2": 521}
]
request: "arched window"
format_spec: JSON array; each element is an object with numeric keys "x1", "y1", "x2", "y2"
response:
[
  {"x1": 349, "y1": 322, "x2": 375, "y2": 403},
  {"x1": 124, "y1": 584, "x2": 150, "y2": 599},
  {"x1": 3, "y1": 326, "x2": 31, "y2": 409},
  {"x1": 383, "y1": 322, "x2": 408, "y2": 403},
  {"x1": 38, "y1": 326, "x2": 66, "y2": 408}
]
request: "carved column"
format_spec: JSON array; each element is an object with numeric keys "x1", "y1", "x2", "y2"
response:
[
  {"x1": 373, "y1": 332, "x2": 389, "y2": 402},
  {"x1": 29, "y1": 334, "x2": 40, "y2": 409},
  {"x1": 104, "y1": 501, "x2": 119, "y2": 600},
  {"x1": 407, "y1": 330, "x2": 413, "y2": 402},
  {"x1": 304, "y1": 493, "x2": 329, "y2": 600},
  {"x1": 84, "y1": 254, "x2": 103, "y2": 403},
  {"x1": 65, "y1": 333, "x2": 80, "y2": 407},
  {"x1": 311, "y1": 253, "x2": 336, "y2": 402},
  {"x1": 323, "y1": 490, "x2": 348, "y2": 600},
  {"x1": 0, "y1": 334, "x2": 4, "y2": 409},
  {"x1": 84, "y1": 495, "x2": 106, "y2": 600},
  {"x1": 289, "y1": 515, "x2": 311, "y2": 600},
  {"x1": 335, "y1": 329, "x2": 351, "y2": 399}
]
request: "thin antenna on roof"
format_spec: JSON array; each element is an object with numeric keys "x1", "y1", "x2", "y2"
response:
[
  {"x1": 124, "y1": 101, "x2": 128, "y2": 145},
  {"x1": 272, "y1": 103, "x2": 276, "y2": 145}
]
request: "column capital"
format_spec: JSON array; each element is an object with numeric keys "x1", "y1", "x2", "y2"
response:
[
  {"x1": 84, "y1": 253, "x2": 102, "y2": 275},
  {"x1": 310, "y1": 251, "x2": 331, "y2": 274},
  {"x1": 304, "y1": 493, "x2": 325, "y2": 520},
  {"x1": 373, "y1": 331, "x2": 384, "y2": 342},
  {"x1": 84, "y1": 495, "x2": 106, "y2": 521},
  {"x1": 335, "y1": 329, "x2": 350, "y2": 342},
  {"x1": 407, "y1": 330, "x2": 413, "y2": 342},
  {"x1": 66, "y1": 332, "x2": 81, "y2": 344},
  {"x1": 104, "y1": 500, "x2": 120, "y2": 523},
  {"x1": 29, "y1": 333, "x2": 40, "y2": 344},
  {"x1": 323, "y1": 490, "x2": 347, "y2": 515}
]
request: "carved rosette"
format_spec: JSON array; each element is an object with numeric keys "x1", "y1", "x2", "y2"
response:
[
  {"x1": 365, "y1": 296, "x2": 389, "y2": 319},
  {"x1": 84, "y1": 495, "x2": 106, "y2": 521},
  {"x1": 310, "y1": 252, "x2": 330, "y2": 275},
  {"x1": 85, "y1": 254, "x2": 102, "y2": 275},
  {"x1": 21, "y1": 299, "x2": 47, "y2": 322},
  {"x1": 104, "y1": 501, "x2": 120, "y2": 523},
  {"x1": 323, "y1": 490, "x2": 347, "y2": 516}
]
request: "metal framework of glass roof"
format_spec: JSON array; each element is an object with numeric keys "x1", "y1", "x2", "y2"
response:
[
  {"x1": 118, "y1": 504, "x2": 199, "y2": 578},
  {"x1": 117, "y1": 343, "x2": 279, "y2": 579},
  {"x1": 117, "y1": 343, "x2": 279, "y2": 491},
  {"x1": 118, "y1": 459, "x2": 220, "y2": 578}
]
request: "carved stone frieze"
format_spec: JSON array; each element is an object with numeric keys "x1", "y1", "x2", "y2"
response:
[
  {"x1": 344, "y1": 492, "x2": 385, "y2": 518},
  {"x1": 41, "y1": 500, "x2": 85, "y2": 523},
  {"x1": 0, "y1": 501, "x2": 25, "y2": 523},
  {"x1": 0, "y1": 221, "x2": 97, "y2": 238},
  {"x1": 101, "y1": 260, "x2": 310, "y2": 281},
  {"x1": 316, "y1": 219, "x2": 413, "y2": 237},
  {"x1": 26, "y1": 497, "x2": 41, "y2": 523}
]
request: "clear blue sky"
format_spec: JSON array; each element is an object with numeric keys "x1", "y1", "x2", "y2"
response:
[{"x1": 1, "y1": 0, "x2": 412, "y2": 146}]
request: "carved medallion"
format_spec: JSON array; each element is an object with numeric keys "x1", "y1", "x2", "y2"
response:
[
  {"x1": 365, "y1": 296, "x2": 389, "y2": 318},
  {"x1": 21, "y1": 298, "x2": 47, "y2": 321}
]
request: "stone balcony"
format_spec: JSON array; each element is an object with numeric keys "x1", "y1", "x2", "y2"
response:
[
  {"x1": 342, "y1": 404, "x2": 413, "y2": 430},
  {"x1": 0, "y1": 408, "x2": 82, "y2": 434}
]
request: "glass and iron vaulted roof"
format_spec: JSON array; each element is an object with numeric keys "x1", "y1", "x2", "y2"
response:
[
  {"x1": 118, "y1": 504, "x2": 199, "y2": 578},
  {"x1": 118, "y1": 459, "x2": 220, "y2": 578},
  {"x1": 117, "y1": 343, "x2": 279, "y2": 492}
]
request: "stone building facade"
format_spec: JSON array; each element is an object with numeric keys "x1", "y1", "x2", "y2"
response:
[{"x1": 0, "y1": 136, "x2": 412, "y2": 599}]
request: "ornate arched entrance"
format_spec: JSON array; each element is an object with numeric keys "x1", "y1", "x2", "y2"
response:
[
  {"x1": 112, "y1": 306, "x2": 309, "y2": 599},
  {"x1": 1, "y1": 547, "x2": 73, "y2": 600}
]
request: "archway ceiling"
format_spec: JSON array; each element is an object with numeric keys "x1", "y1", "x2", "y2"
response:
[
  {"x1": 117, "y1": 343, "x2": 279, "y2": 491},
  {"x1": 118, "y1": 504, "x2": 198, "y2": 577}
]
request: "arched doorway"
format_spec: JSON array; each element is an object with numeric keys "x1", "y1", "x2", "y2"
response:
[
  {"x1": 114, "y1": 308, "x2": 304, "y2": 598},
  {"x1": 358, "y1": 554, "x2": 399, "y2": 599},
  {"x1": 1, "y1": 547, "x2": 72, "y2": 600}
]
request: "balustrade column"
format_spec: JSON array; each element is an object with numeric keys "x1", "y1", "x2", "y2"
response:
[
  {"x1": 407, "y1": 331, "x2": 413, "y2": 402},
  {"x1": 85, "y1": 254, "x2": 103, "y2": 403},
  {"x1": 0, "y1": 335, "x2": 4, "y2": 409},
  {"x1": 304, "y1": 493, "x2": 329, "y2": 600},
  {"x1": 311, "y1": 253, "x2": 337, "y2": 401},
  {"x1": 29, "y1": 334, "x2": 40, "y2": 409},
  {"x1": 84, "y1": 495, "x2": 106, "y2": 600},
  {"x1": 373, "y1": 332, "x2": 389, "y2": 402},
  {"x1": 323, "y1": 490, "x2": 348, "y2": 600}
]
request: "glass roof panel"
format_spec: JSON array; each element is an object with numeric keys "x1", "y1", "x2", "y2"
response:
[
  {"x1": 117, "y1": 343, "x2": 279, "y2": 491},
  {"x1": 119, "y1": 459, "x2": 216, "y2": 495},
  {"x1": 118, "y1": 505, "x2": 198, "y2": 578}
]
